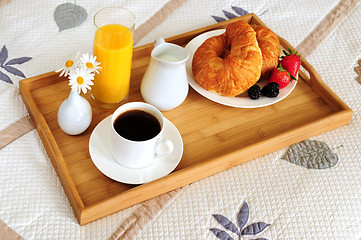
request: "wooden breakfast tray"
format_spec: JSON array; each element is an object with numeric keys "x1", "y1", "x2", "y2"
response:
[{"x1": 19, "y1": 14, "x2": 352, "y2": 225}]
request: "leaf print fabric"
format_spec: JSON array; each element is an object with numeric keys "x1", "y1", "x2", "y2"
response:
[
  {"x1": 6, "y1": 57, "x2": 32, "y2": 65},
  {"x1": 281, "y1": 140, "x2": 339, "y2": 169},
  {"x1": 0, "y1": 45, "x2": 8, "y2": 65},
  {"x1": 241, "y1": 222, "x2": 270, "y2": 235},
  {"x1": 0, "y1": 45, "x2": 32, "y2": 84},
  {"x1": 213, "y1": 214, "x2": 240, "y2": 235},
  {"x1": 231, "y1": 6, "x2": 249, "y2": 16},
  {"x1": 210, "y1": 201, "x2": 270, "y2": 240},
  {"x1": 354, "y1": 59, "x2": 361, "y2": 84},
  {"x1": 237, "y1": 201, "x2": 249, "y2": 230},
  {"x1": 211, "y1": 6, "x2": 249, "y2": 23},
  {"x1": 210, "y1": 228, "x2": 235, "y2": 240},
  {"x1": 54, "y1": 3, "x2": 87, "y2": 31}
]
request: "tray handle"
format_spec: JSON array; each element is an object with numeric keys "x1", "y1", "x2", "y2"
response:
[
  {"x1": 278, "y1": 36, "x2": 351, "y2": 112},
  {"x1": 299, "y1": 55, "x2": 352, "y2": 112}
]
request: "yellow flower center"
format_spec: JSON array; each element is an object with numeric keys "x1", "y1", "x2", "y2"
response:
[
  {"x1": 77, "y1": 76, "x2": 84, "y2": 85},
  {"x1": 86, "y1": 62, "x2": 94, "y2": 69},
  {"x1": 65, "y1": 60, "x2": 73, "y2": 68}
]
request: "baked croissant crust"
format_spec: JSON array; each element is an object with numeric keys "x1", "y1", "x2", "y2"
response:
[
  {"x1": 252, "y1": 25, "x2": 280, "y2": 77},
  {"x1": 192, "y1": 20, "x2": 262, "y2": 97}
]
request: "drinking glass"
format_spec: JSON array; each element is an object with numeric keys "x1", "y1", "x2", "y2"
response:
[{"x1": 91, "y1": 7, "x2": 135, "y2": 109}]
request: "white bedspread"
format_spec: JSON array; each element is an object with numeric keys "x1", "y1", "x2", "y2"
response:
[{"x1": 1, "y1": 0, "x2": 361, "y2": 239}]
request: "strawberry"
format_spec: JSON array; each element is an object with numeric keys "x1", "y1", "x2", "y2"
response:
[
  {"x1": 280, "y1": 48, "x2": 301, "y2": 80},
  {"x1": 268, "y1": 64, "x2": 291, "y2": 89}
]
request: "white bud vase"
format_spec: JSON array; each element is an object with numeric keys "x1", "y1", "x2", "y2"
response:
[{"x1": 57, "y1": 90, "x2": 92, "y2": 135}]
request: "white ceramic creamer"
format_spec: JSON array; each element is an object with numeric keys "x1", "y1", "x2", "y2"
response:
[{"x1": 141, "y1": 37, "x2": 189, "y2": 111}]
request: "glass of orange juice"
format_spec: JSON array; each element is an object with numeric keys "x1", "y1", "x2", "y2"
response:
[{"x1": 92, "y1": 7, "x2": 135, "y2": 109}]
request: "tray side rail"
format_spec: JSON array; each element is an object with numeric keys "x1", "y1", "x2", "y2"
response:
[{"x1": 19, "y1": 77, "x2": 85, "y2": 222}]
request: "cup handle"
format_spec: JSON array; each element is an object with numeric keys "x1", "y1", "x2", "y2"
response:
[
  {"x1": 154, "y1": 37, "x2": 165, "y2": 48},
  {"x1": 155, "y1": 138, "x2": 174, "y2": 159}
]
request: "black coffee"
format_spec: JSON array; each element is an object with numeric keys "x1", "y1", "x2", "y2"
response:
[{"x1": 113, "y1": 109, "x2": 161, "y2": 141}]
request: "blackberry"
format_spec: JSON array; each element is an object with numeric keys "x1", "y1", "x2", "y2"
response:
[
  {"x1": 248, "y1": 84, "x2": 261, "y2": 100},
  {"x1": 261, "y1": 82, "x2": 280, "y2": 98}
]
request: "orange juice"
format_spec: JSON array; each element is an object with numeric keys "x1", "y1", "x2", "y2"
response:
[{"x1": 92, "y1": 24, "x2": 133, "y2": 105}]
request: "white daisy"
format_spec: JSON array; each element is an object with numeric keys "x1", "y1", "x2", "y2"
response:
[
  {"x1": 79, "y1": 53, "x2": 101, "y2": 74},
  {"x1": 68, "y1": 67, "x2": 94, "y2": 94},
  {"x1": 56, "y1": 52, "x2": 80, "y2": 77}
]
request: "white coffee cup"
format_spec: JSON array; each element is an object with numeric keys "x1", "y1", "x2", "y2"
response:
[{"x1": 110, "y1": 102, "x2": 174, "y2": 168}]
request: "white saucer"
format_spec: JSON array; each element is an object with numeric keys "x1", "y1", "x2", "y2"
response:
[
  {"x1": 89, "y1": 116, "x2": 183, "y2": 184},
  {"x1": 185, "y1": 29, "x2": 297, "y2": 108}
]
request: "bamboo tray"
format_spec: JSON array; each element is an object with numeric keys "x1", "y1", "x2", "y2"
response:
[{"x1": 19, "y1": 14, "x2": 352, "y2": 225}]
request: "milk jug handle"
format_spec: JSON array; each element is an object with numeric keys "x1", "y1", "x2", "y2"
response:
[{"x1": 154, "y1": 37, "x2": 165, "y2": 48}]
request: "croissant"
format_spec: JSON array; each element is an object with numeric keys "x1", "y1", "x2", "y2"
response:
[
  {"x1": 252, "y1": 25, "x2": 280, "y2": 77},
  {"x1": 192, "y1": 20, "x2": 262, "y2": 97},
  {"x1": 192, "y1": 20, "x2": 281, "y2": 97}
]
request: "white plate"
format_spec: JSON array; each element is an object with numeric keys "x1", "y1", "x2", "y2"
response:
[
  {"x1": 185, "y1": 29, "x2": 297, "y2": 108},
  {"x1": 89, "y1": 116, "x2": 183, "y2": 185}
]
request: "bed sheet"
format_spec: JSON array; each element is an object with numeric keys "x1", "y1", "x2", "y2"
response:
[{"x1": 1, "y1": 0, "x2": 361, "y2": 239}]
